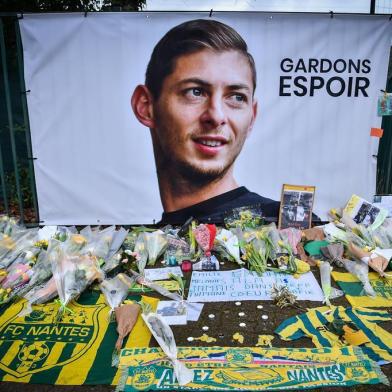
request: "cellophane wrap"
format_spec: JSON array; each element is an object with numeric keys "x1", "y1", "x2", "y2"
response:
[{"x1": 142, "y1": 312, "x2": 193, "y2": 386}]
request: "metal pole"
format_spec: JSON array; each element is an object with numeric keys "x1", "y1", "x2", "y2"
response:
[
  {"x1": 15, "y1": 19, "x2": 39, "y2": 224},
  {"x1": 0, "y1": 135, "x2": 9, "y2": 215},
  {"x1": 0, "y1": 18, "x2": 24, "y2": 223},
  {"x1": 370, "y1": 0, "x2": 376, "y2": 14}
]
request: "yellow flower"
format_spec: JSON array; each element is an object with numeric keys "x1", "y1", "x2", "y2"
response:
[
  {"x1": 71, "y1": 234, "x2": 87, "y2": 246},
  {"x1": 294, "y1": 258, "x2": 310, "y2": 274}
]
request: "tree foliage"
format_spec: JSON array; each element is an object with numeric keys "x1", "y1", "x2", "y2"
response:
[{"x1": 0, "y1": 0, "x2": 146, "y2": 12}]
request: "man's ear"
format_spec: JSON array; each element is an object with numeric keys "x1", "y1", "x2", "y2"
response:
[
  {"x1": 247, "y1": 99, "x2": 258, "y2": 136},
  {"x1": 131, "y1": 85, "x2": 155, "y2": 128}
]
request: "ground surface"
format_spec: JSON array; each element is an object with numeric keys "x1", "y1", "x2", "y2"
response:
[{"x1": 1, "y1": 265, "x2": 392, "y2": 391}]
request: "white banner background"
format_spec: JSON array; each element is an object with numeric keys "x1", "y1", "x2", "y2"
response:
[{"x1": 19, "y1": 12, "x2": 391, "y2": 224}]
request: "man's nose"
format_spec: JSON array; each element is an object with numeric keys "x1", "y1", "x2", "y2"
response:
[{"x1": 200, "y1": 96, "x2": 227, "y2": 129}]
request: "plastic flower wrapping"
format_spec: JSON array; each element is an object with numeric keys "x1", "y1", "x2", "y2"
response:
[
  {"x1": 1, "y1": 263, "x2": 33, "y2": 290},
  {"x1": 100, "y1": 273, "x2": 135, "y2": 319},
  {"x1": 144, "y1": 230, "x2": 168, "y2": 266},
  {"x1": 164, "y1": 234, "x2": 191, "y2": 264},
  {"x1": 142, "y1": 312, "x2": 193, "y2": 386},
  {"x1": 279, "y1": 228, "x2": 302, "y2": 254},
  {"x1": 264, "y1": 223, "x2": 285, "y2": 260},
  {"x1": 214, "y1": 228, "x2": 242, "y2": 265},
  {"x1": 133, "y1": 233, "x2": 148, "y2": 275},
  {"x1": 100, "y1": 228, "x2": 129, "y2": 273},
  {"x1": 193, "y1": 224, "x2": 216, "y2": 257},
  {"x1": 80, "y1": 225, "x2": 116, "y2": 265},
  {"x1": 0, "y1": 228, "x2": 39, "y2": 269},
  {"x1": 348, "y1": 242, "x2": 389, "y2": 276},
  {"x1": 243, "y1": 235, "x2": 271, "y2": 275},
  {"x1": 317, "y1": 260, "x2": 343, "y2": 306},
  {"x1": 51, "y1": 244, "x2": 105, "y2": 321},
  {"x1": 343, "y1": 258, "x2": 376, "y2": 297}
]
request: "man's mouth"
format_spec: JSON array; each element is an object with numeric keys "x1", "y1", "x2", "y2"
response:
[
  {"x1": 193, "y1": 136, "x2": 228, "y2": 156},
  {"x1": 199, "y1": 139, "x2": 223, "y2": 147}
]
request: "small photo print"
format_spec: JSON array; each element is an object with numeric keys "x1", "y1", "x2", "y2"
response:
[
  {"x1": 353, "y1": 202, "x2": 380, "y2": 226},
  {"x1": 156, "y1": 300, "x2": 187, "y2": 325},
  {"x1": 344, "y1": 194, "x2": 388, "y2": 229},
  {"x1": 279, "y1": 184, "x2": 315, "y2": 230}
]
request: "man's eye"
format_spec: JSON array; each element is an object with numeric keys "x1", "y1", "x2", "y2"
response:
[
  {"x1": 233, "y1": 94, "x2": 246, "y2": 102},
  {"x1": 191, "y1": 88, "x2": 202, "y2": 96},
  {"x1": 184, "y1": 88, "x2": 204, "y2": 98},
  {"x1": 228, "y1": 93, "x2": 247, "y2": 105}
]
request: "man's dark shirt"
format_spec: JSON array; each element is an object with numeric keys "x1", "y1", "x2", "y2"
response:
[{"x1": 159, "y1": 187, "x2": 280, "y2": 225}]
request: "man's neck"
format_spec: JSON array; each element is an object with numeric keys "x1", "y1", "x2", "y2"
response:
[{"x1": 158, "y1": 170, "x2": 239, "y2": 213}]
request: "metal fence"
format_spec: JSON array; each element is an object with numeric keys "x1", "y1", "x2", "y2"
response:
[{"x1": 0, "y1": 16, "x2": 38, "y2": 225}]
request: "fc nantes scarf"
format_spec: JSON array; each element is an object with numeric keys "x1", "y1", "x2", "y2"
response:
[
  {"x1": 117, "y1": 346, "x2": 388, "y2": 391},
  {"x1": 0, "y1": 291, "x2": 158, "y2": 385},
  {"x1": 332, "y1": 271, "x2": 392, "y2": 307}
]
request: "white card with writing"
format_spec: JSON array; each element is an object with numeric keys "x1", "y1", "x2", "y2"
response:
[{"x1": 187, "y1": 268, "x2": 323, "y2": 303}]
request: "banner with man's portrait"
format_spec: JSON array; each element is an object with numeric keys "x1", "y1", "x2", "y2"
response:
[{"x1": 19, "y1": 12, "x2": 391, "y2": 224}]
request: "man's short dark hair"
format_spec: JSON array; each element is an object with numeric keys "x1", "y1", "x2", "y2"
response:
[{"x1": 145, "y1": 19, "x2": 257, "y2": 100}]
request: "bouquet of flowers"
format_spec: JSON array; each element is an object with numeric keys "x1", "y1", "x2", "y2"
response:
[
  {"x1": 142, "y1": 312, "x2": 193, "y2": 386},
  {"x1": 224, "y1": 205, "x2": 263, "y2": 229},
  {"x1": 348, "y1": 242, "x2": 390, "y2": 277},
  {"x1": 342, "y1": 257, "x2": 376, "y2": 297},
  {"x1": 317, "y1": 260, "x2": 343, "y2": 306},
  {"x1": 243, "y1": 236, "x2": 272, "y2": 275},
  {"x1": 100, "y1": 273, "x2": 135, "y2": 320},
  {"x1": 144, "y1": 230, "x2": 168, "y2": 266},
  {"x1": 264, "y1": 223, "x2": 284, "y2": 260},
  {"x1": 164, "y1": 234, "x2": 192, "y2": 265},
  {"x1": 1, "y1": 263, "x2": 34, "y2": 290},
  {"x1": 65, "y1": 233, "x2": 88, "y2": 254},
  {"x1": 81, "y1": 226, "x2": 116, "y2": 265},
  {"x1": 20, "y1": 277, "x2": 58, "y2": 317},
  {"x1": 107, "y1": 227, "x2": 128, "y2": 260},
  {"x1": 0, "y1": 216, "x2": 23, "y2": 237},
  {"x1": 320, "y1": 243, "x2": 345, "y2": 267},
  {"x1": 0, "y1": 228, "x2": 39, "y2": 269},
  {"x1": 51, "y1": 245, "x2": 105, "y2": 321},
  {"x1": 54, "y1": 226, "x2": 78, "y2": 242},
  {"x1": 279, "y1": 228, "x2": 302, "y2": 254},
  {"x1": 214, "y1": 228, "x2": 242, "y2": 265},
  {"x1": 193, "y1": 224, "x2": 217, "y2": 269},
  {"x1": 133, "y1": 233, "x2": 148, "y2": 275}
]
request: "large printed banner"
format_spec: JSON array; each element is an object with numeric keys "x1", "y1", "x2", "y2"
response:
[{"x1": 19, "y1": 13, "x2": 391, "y2": 224}]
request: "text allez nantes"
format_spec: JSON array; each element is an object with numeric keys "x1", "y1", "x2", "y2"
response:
[{"x1": 279, "y1": 58, "x2": 371, "y2": 97}]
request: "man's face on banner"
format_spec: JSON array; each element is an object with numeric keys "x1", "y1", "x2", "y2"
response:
[{"x1": 151, "y1": 49, "x2": 257, "y2": 182}]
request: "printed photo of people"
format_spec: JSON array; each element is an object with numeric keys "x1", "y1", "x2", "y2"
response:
[
  {"x1": 353, "y1": 202, "x2": 380, "y2": 227},
  {"x1": 279, "y1": 185, "x2": 315, "y2": 230}
]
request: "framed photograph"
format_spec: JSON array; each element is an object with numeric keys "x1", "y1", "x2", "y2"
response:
[{"x1": 278, "y1": 184, "x2": 316, "y2": 230}]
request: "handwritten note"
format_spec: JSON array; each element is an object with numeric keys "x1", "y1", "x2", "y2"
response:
[{"x1": 187, "y1": 268, "x2": 323, "y2": 303}]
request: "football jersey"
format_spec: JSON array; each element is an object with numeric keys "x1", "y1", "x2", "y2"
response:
[{"x1": 275, "y1": 306, "x2": 392, "y2": 365}]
